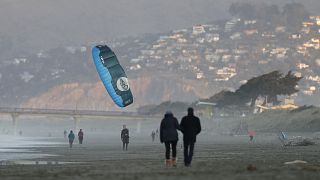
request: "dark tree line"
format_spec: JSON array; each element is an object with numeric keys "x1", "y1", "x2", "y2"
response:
[
  {"x1": 137, "y1": 71, "x2": 302, "y2": 115},
  {"x1": 207, "y1": 71, "x2": 302, "y2": 109}
]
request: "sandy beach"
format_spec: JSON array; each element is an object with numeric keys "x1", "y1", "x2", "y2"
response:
[{"x1": 1, "y1": 131, "x2": 320, "y2": 180}]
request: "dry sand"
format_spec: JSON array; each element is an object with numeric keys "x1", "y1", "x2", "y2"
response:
[{"x1": 1, "y1": 133, "x2": 320, "y2": 180}]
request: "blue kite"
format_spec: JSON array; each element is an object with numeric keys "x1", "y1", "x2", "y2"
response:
[{"x1": 92, "y1": 45, "x2": 133, "y2": 107}]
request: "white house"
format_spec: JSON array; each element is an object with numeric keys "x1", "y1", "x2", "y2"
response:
[{"x1": 193, "y1": 25, "x2": 205, "y2": 35}]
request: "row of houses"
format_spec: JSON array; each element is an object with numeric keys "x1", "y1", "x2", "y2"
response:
[{"x1": 123, "y1": 15, "x2": 320, "y2": 96}]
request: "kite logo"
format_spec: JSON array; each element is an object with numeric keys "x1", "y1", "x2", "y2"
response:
[
  {"x1": 100, "y1": 56, "x2": 105, "y2": 64},
  {"x1": 117, "y1": 77, "x2": 130, "y2": 91}
]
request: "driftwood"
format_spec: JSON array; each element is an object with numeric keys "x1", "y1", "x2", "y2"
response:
[
  {"x1": 283, "y1": 138, "x2": 315, "y2": 146},
  {"x1": 278, "y1": 133, "x2": 315, "y2": 146}
]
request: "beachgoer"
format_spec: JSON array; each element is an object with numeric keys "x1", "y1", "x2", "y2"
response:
[
  {"x1": 248, "y1": 130, "x2": 256, "y2": 141},
  {"x1": 121, "y1": 125, "x2": 129, "y2": 151},
  {"x1": 180, "y1": 107, "x2": 201, "y2": 167},
  {"x1": 151, "y1": 131, "x2": 156, "y2": 142},
  {"x1": 64, "y1": 130, "x2": 67, "y2": 139},
  {"x1": 160, "y1": 111, "x2": 180, "y2": 167},
  {"x1": 68, "y1": 130, "x2": 75, "y2": 148},
  {"x1": 78, "y1": 129, "x2": 84, "y2": 144}
]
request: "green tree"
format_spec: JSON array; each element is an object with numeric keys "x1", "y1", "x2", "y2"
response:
[{"x1": 207, "y1": 71, "x2": 302, "y2": 111}]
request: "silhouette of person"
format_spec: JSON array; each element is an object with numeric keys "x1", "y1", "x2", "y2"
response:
[
  {"x1": 64, "y1": 130, "x2": 67, "y2": 139},
  {"x1": 160, "y1": 111, "x2": 180, "y2": 167},
  {"x1": 151, "y1": 131, "x2": 156, "y2": 142},
  {"x1": 180, "y1": 107, "x2": 201, "y2": 167},
  {"x1": 78, "y1": 129, "x2": 84, "y2": 144},
  {"x1": 121, "y1": 125, "x2": 129, "y2": 151},
  {"x1": 68, "y1": 130, "x2": 75, "y2": 148}
]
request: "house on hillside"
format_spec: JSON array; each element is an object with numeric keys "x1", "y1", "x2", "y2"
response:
[
  {"x1": 215, "y1": 49, "x2": 229, "y2": 54},
  {"x1": 177, "y1": 38, "x2": 187, "y2": 43},
  {"x1": 205, "y1": 54, "x2": 220, "y2": 62},
  {"x1": 261, "y1": 32, "x2": 276, "y2": 38},
  {"x1": 306, "y1": 75, "x2": 320, "y2": 83},
  {"x1": 196, "y1": 72, "x2": 204, "y2": 79},
  {"x1": 215, "y1": 67, "x2": 236, "y2": 81},
  {"x1": 302, "y1": 21, "x2": 314, "y2": 27},
  {"x1": 193, "y1": 25, "x2": 205, "y2": 35},
  {"x1": 224, "y1": 18, "x2": 240, "y2": 32},
  {"x1": 296, "y1": 63, "x2": 309, "y2": 69},
  {"x1": 244, "y1": 29, "x2": 258, "y2": 36},
  {"x1": 244, "y1": 20, "x2": 257, "y2": 25},
  {"x1": 275, "y1": 26, "x2": 286, "y2": 33},
  {"x1": 296, "y1": 46, "x2": 308, "y2": 56},
  {"x1": 205, "y1": 33, "x2": 220, "y2": 43},
  {"x1": 291, "y1": 33, "x2": 301, "y2": 39},
  {"x1": 230, "y1": 32, "x2": 241, "y2": 40},
  {"x1": 309, "y1": 16, "x2": 320, "y2": 25},
  {"x1": 301, "y1": 27, "x2": 310, "y2": 34}
]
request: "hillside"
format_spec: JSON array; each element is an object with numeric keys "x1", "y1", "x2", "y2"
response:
[
  {"x1": 1, "y1": 4, "x2": 320, "y2": 110},
  {"x1": 244, "y1": 106, "x2": 320, "y2": 132}
]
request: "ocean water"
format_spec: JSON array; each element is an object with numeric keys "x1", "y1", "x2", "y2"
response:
[{"x1": 0, "y1": 135, "x2": 63, "y2": 161}]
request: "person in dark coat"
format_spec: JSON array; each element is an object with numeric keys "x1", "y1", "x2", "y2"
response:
[
  {"x1": 160, "y1": 111, "x2": 180, "y2": 167},
  {"x1": 180, "y1": 107, "x2": 201, "y2": 167},
  {"x1": 78, "y1": 129, "x2": 84, "y2": 144},
  {"x1": 121, "y1": 125, "x2": 129, "y2": 151},
  {"x1": 151, "y1": 131, "x2": 156, "y2": 142}
]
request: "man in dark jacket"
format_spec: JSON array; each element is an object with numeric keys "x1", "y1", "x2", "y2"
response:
[
  {"x1": 78, "y1": 129, "x2": 84, "y2": 144},
  {"x1": 180, "y1": 107, "x2": 201, "y2": 167},
  {"x1": 160, "y1": 111, "x2": 180, "y2": 167},
  {"x1": 121, "y1": 125, "x2": 129, "y2": 151}
]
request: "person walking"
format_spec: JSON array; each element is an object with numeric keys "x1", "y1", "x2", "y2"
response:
[
  {"x1": 180, "y1": 107, "x2": 201, "y2": 167},
  {"x1": 64, "y1": 130, "x2": 67, "y2": 139},
  {"x1": 160, "y1": 111, "x2": 180, "y2": 167},
  {"x1": 248, "y1": 130, "x2": 256, "y2": 142},
  {"x1": 121, "y1": 125, "x2": 129, "y2": 151},
  {"x1": 151, "y1": 130, "x2": 156, "y2": 142},
  {"x1": 68, "y1": 130, "x2": 75, "y2": 148},
  {"x1": 78, "y1": 129, "x2": 84, "y2": 144}
]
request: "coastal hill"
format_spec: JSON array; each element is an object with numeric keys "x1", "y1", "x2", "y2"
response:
[{"x1": 1, "y1": 3, "x2": 319, "y2": 111}]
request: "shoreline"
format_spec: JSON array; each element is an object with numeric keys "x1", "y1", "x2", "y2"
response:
[
  {"x1": 0, "y1": 135, "x2": 65, "y2": 162},
  {"x1": 1, "y1": 133, "x2": 320, "y2": 179}
]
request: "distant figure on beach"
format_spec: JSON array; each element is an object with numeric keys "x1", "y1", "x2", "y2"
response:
[
  {"x1": 19, "y1": 130, "x2": 22, "y2": 136},
  {"x1": 156, "y1": 128, "x2": 159, "y2": 137},
  {"x1": 160, "y1": 111, "x2": 180, "y2": 167},
  {"x1": 121, "y1": 125, "x2": 129, "y2": 151},
  {"x1": 68, "y1": 130, "x2": 75, "y2": 148},
  {"x1": 151, "y1": 130, "x2": 156, "y2": 142},
  {"x1": 64, "y1": 130, "x2": 67, "y2": 139},
  {"x1": 78, "y1": 129, "x2": 84, "y2": 144},
  {"x1": 180, "y1": 107, "x2": 201, "y2": 167},
  {"x1": 248, "y1": 130, "x2": 256, "y2": 142}
]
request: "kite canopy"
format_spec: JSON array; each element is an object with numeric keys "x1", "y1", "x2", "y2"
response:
[{"x1": 92, "y1": 45, "x2": 133, "y2": 107}]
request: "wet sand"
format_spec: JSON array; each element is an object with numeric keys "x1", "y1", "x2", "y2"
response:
[{"x1": 1, "y1": 133, "x2": 320, "y2": 180}]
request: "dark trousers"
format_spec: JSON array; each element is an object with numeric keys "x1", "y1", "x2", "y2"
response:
[
  {"x1": 79, "y1": 137, "x2": 83, "y2": 144},
  {"x1": 183, "y1": 141, "x2": 195, "y2": 165},
  {"x1": 69, "y1": 140, "x2": 74, "y2": 148},
  {"x1": 164, "y1": 141, "x2": 177, "y2": 159},
  {"x1": 123, "y1": 142, "x2": 128, "y2": 151}
]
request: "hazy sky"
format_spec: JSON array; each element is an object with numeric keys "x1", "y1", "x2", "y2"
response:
[{"x1": 0, "y1": 0, "x2": 319, "y2": 53}]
